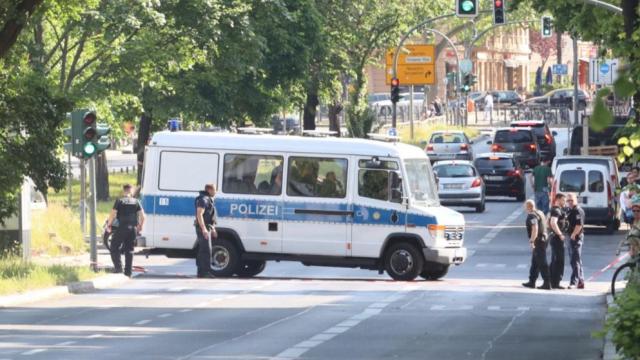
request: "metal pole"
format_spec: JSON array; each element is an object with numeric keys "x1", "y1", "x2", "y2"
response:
[
  {"x1": 409, "y1": 85, "x2": 414, "y2": 140},
  {"x1": 89, "y1": 156, "x2": 98, "y2": 271},
  {"x1": 572, "y1": 36, "x2": 586, "y2": 155},
  {"x1": 80, "y1": 158, "x2": 86, "y2": 234},
  {"x1": 67, "y1": 150, "x2": 72, "y2": 208}
]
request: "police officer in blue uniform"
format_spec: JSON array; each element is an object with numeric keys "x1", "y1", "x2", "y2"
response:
[
  {"x1": 195, "y1": 184, "x2": 217, "y2": 278},
  {"x1": 107, "y1": 184, "x2": 145, "y2": 277}
]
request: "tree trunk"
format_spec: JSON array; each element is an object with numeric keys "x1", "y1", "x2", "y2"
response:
[
  {"x1": 328, "y1": 101, "x2": 343, "y2": 136},
  {"x1": 0, "y1": 0, "x2": 44, "y2": 59},
  {"x1": 136, "y1": 111, "x2": 152, "y2": 186},
  {"x1": 303, "y1": 92, "x2": 318, "y2": 131},
  {"x1": 96, "y1": 151, "x2": 109, "y2": 201}
]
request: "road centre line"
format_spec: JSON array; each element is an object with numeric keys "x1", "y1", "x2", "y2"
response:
[
  {"x1": 135, "y1": 319, "x2": 151, "y2": 325},
  {"x1": 55, "y1": 341, "x2": 76, "y2": 346},
  {"x1": 21, "y1": 349, "x2": 46, "y2": 356}
]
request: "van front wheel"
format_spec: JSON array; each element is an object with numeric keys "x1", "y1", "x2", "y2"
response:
[
  {"x1": 384, "y1": 242, "x2": 424, "y2": 281},
  {"x1": 236, "y1": 260, "x2": 266, "y2": 278},
  {"x1": 210, "y1": 239, "x2": 240, "y2": 277},
  {"x1": 420, "y1": 262, "x2": 450, "y2": 280}
]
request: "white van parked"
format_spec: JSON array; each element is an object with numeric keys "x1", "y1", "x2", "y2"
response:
[
  {"x1": 139, "y1": 131, "x2": 467, "y2": 281},
  {"x1": 552, "y1": 162, "x2": 620, "y2": 233},
  {"x1": 552, "y1": 155, "x2": 620, "y2": 188}
]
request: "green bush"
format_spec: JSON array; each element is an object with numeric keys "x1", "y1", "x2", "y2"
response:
[{"x1": 607, "y1": 271, "x2": 640, "y2": 359}]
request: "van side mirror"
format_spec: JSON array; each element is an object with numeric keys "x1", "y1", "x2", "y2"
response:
[
  {"x1": 486, "y1": 140, "x2": 493, "y2": 145},
  {"x1": 552, "y1": 131, "x2": 558, "y2": 136}
]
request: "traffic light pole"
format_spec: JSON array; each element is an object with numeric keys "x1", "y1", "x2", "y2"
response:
[
  {"x1": 80, "y1": 159, "x2": 86, "y2": 235},
  {"x1": 89, "y1": 156, "x2": 98, "y2": 272}
]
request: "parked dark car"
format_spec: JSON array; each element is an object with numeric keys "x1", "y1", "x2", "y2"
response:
[
  {"x1": 510, "y1": 120, "x2": 557, "y2": 162},
  {"x1": 474, "y1": 153, "x2": 526, "y2": 201},
  {"x1": 568, "y1": 115, "x2": 629, "y2": 155},
  {"x1": 487, "y1": 128, "x2": 541, "y2": 169},
  {"x1": 491, "y1": 90, "x2": 522, "y2": 106},
  {"x1": 524, "y1": 88, "x2": 589, "y2": 110},
  {"x1": 271, "y1": 116, "x2": 300, "y2": 134}
]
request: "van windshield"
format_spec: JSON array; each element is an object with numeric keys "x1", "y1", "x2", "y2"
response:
[{"x1": 404, "y1": 159, "x2": 439, "y2": 206}]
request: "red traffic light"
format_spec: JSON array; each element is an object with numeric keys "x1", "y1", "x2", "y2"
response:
[
  {"x1": 83, "y1": 112, "x2": 96, "y2": 125},
  {"x1": 391, "y1": 78, "x2": 400, "y2": 87},
  {"x1": 494, "y1": 0, "x2": 502, "y2": 7}
]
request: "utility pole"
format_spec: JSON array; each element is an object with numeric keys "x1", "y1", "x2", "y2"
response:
[
  {"x1": 573, "y1": 36, "x2": 588, "y2": 155},
  {"x1": 409, "y1": 85, "x2": 415, "y2": 140}
]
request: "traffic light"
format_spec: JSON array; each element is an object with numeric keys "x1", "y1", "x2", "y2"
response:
[
  {"x1": 68, "y1": 109, "x2": 111, "y2": 159},
  {"x1": 82, "y1": 111, "x2": 98, "y2": 158},
  {"x1": 541, "y1": 16, "x2": 552, "y2": 38},
  {"x1": 493, "y1": 0, "x2": 506, "y2": 25},
  {"x1": 390, "y1": 77, "x2": 401, "y2": 103},
  {"x1": 456, "y1": 0, "x2": 478, "y2": 18},
  {"x1": 460, "y1": 74, "x2": 477, "y2": 93}
]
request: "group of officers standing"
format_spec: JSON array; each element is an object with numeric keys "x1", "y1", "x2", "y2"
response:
[{"x1": 523, "y1": 193, "x2": 586, "y2": 290}]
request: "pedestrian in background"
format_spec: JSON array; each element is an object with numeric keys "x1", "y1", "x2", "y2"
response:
[
  {"x1": 566, "y1": 193, "x2": 585, "y2": 289},
  {"x1": 530, "y1": 159, "x2": 553, "y2": 214},
  {"x1": 194, "y1": 183, "x2": 218, "y2": 278},
  {"x1": 548, "y1": 193, "x2": 568, "y2": 289},
  {"x1": 522, "y1": 199, "x2": 551, "y2": 290},
  {"x1": 106, "y1": 184, "x2": 145, "y2": 277}
]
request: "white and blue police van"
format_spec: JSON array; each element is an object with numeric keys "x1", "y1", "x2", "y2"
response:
[{"x1": 139, "y1": 131, "x2": 466, "y2": 280}]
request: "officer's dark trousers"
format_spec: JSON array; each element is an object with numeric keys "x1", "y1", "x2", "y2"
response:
[
  {"x1": 529, "y1": 237, "x2": 550, "y2": 284},
  {"x1": 568, "y1": 235, "x2": 584, "y2": 285},
  {"x1": 549, "y1": 234, "x2": 565, "y2": 286},
  {"x1": 110, "y1": 226, "x2": 136, "y2": 276},
  {"x1": 195, "y1": 227, "x2": 212, "y2": 275}
]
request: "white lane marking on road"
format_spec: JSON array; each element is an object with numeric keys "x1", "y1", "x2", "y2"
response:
[
  {"x1": 273, "y1": 288, "x2": 414, "y2": 359},
  {"x1": 55, "y1": 341, "x2": 76, "y2": 346},
  {"x1": 430, "y1": 305, "x2": 446, "y2": 311},
  {"x1": 324, "y1": 326, "x2": 350, "y2": 334},
  {"x1": 21, "y1": 349, "x2": 46, "y2": 355},
  {"x1": 86, "y1": 334, "x2": 102, "y2": 339},
  {"x1": 550, "y1": 307, "x2": 564, "y2": 312},
  {"x1": 480, "y1": 308, "x2": 528, "y2": 360},
  {"x1": 157, "y1": 313, "x2": 173, "y2": 318},
  {"x1": 430, "y1": 305, "x2": 473, "y2": 311},
  {"x1": 517, "y1": 264, "x2": 528, "y2": 269},
  {"x1": 488, "y1": 306, "x2": 501, "y2": 311},
  {"x1": 135, "y1": 319, "x2": 151, "y2": 325},
  {"x1": 478, "y1": 207, "x2": 524, "y2": 244},
  {"x1": 167, "y1": 287, "x2": 189, "y2": 292},
  {"x1": 477, "y1": 263, "x2": 488, "y2": 268},
  {"x1": 179, "y1": 309, "x2": 192, "y2": 313},
  {"x1": 517, "y1": 306, "x2": 530, "y2": 311},
  {"x1": 310, "y1": 333, "x2": 337, "y2": 341}
]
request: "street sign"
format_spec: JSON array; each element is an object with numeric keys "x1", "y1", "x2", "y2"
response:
[
  {"x1": 552, "y1": 64, "x2": 568, "y2": 75},
  {"x1": 589, "y1": 58, "x2": 619, "y2": 85},
  {"x1": 460, "y1": 59, "x2": 473, "y2": 74},
  {"x1": 386, "y1": 44, "x2": 436, "y2": 85}
]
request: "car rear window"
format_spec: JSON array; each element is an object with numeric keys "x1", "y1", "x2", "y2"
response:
[
  {"x1": 495, "y1": 130, "x2": 533, "y2": 143},
  {"x1": 475, "y1": 158, "x2": 514, "y2": 169},
  {"x1": 434, "y1": 165, "x2": 475, "y2": 178},
  {"x1": 588, "y1": 170, "x2": 604, "y2": 192},
  {"x1": 430, "y1": 133, "x2": 464, "y2": 144},
  {"x1": 560, "y1": 170, "x2": 585, "y2": 192}
]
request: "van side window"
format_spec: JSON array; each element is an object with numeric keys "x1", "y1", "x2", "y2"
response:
[
  {"x1": 358, "y1": 170, "x2": 389, "y2": 201},
  {"x1": 588, "y1": 170, "x2": 604, "y2": 192},
  {"x1": 287, "y1": 157, "x2": 347, "y2": 198},
  {"x1": 223, "y1": 154, "x2": 283, "y2": 195},
  {"x1": 159, "y1": 151, "x2": 219, "y2": 192}
]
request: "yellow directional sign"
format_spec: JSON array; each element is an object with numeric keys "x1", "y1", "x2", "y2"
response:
[{"x1": 385, "y1": 44, "x2": 436, "y2": 85}]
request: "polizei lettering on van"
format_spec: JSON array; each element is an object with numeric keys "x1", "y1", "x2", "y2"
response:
[{"x1": 230, "y1": 203, "x2": 278, "y2": 216}]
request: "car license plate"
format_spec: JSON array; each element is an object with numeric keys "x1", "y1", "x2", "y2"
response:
[
  {"x1": 485, "y1": 176, "x2": 503, "y2": 181},
  {"x1": 444, "y1": 184, "x2": 464, "y2": 190}
]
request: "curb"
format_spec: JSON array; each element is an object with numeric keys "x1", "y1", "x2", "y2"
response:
[
  {"x1": 602, "y1": 295, "x2": 619, "y2": 360},
  {"x1": 0, "y1": 274, "x2": 132, "y2": 308}
]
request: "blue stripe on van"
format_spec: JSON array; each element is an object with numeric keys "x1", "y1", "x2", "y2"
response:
[{"x1": 142, "y1": 194, "x2": 436, "y2": 226}]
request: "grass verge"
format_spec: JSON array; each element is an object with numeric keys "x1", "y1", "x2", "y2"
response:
[{"x1": 0, "y1": 257, "x2": 100, "y2": 295}]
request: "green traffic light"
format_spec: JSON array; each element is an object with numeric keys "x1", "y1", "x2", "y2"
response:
[
  {"x1": 461, "y1": 0, "x2": 474, "y2": 11},
  {"x1": 83, "y1": 142, "x2": 96, "y2": 156}
]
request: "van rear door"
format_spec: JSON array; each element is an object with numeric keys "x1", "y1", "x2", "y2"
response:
[{"x1": 558, "y1": 166, "x2": 608, "y2": 208}]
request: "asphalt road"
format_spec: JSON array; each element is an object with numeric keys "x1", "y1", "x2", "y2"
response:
[{"x1": 1, "y1": 128, "x2": 623, "y2": 360}]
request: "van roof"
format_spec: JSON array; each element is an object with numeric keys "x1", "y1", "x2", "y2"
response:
[{"x1": 150, "y1": 131, "x2": 426, "y2": 158}]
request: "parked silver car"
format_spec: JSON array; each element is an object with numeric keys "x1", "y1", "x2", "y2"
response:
[
  {"x1": 433, "y1": 160, "x2": 485, "y2": 213},
  {"x1": 425, "y1": 131, "x2": 474, "y2": 162}
]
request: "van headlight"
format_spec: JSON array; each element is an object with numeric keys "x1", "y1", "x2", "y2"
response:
[{"x1": 428, "y1": 224, "x2": 445, "y2": 241}]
